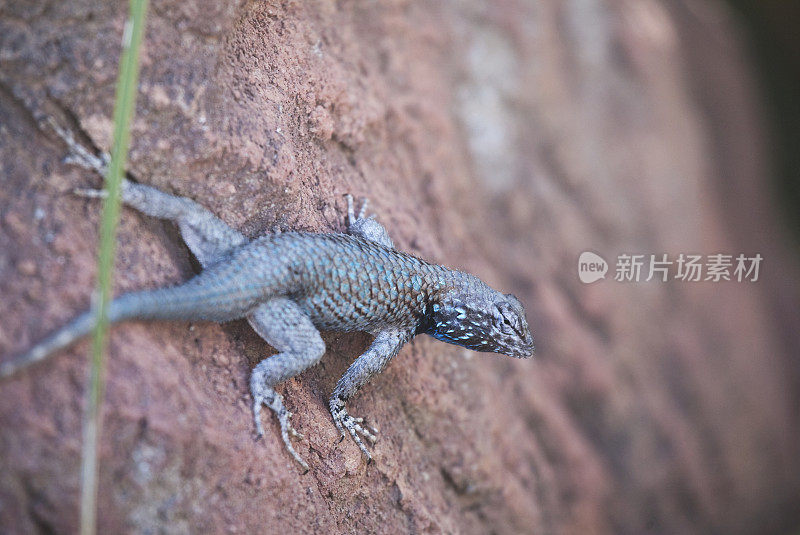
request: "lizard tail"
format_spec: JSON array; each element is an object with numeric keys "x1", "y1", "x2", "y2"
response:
[
  {"x1": 0, "y1": 292, "x2": 156, "y2": 379},
  {"x1": 2, "y1": 271, "x2": 263, "y2": 379},
  {"x1": 1, "y1": 310, "x2": 96, "y2": 378}
]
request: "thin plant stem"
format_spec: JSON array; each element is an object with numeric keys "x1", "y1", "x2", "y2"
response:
[{"x1": 80, "y1": 1, "x2": 148, "y2": 533}]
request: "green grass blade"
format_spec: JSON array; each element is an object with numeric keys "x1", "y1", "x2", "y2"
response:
[{"x1": 80, "y1": 1, "x2": 149, "y2": 533}]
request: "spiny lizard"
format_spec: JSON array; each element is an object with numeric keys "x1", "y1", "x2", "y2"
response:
[{"x1": 0, "y1": 124, "x2": 535, "y2": 471}]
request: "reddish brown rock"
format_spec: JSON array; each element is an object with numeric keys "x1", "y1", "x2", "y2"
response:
[{"x1": 0, "y1": 1, "x2": 798, "y2": 533}]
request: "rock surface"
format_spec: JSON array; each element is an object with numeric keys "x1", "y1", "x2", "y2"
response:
[{"x1": 0, "y1": 1, "x2": 798, "y2": 533}]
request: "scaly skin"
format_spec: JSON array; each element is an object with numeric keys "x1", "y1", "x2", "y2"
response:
[{"x1": 1, "y1": 123, "x2": 535, "y2": 471}]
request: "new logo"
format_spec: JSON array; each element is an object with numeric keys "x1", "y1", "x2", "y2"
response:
[{"x1": 578, "y1": 252, "x2": 608, "y2": 283}]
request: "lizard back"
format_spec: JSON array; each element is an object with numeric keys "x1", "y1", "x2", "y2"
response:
[{"x1": 244, "y1": 232, "x2": 451, "y2": 332}]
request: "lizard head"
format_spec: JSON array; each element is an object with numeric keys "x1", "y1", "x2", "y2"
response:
[{"x1": 425, "y1": 277, "x2": 534, "y2": 359}]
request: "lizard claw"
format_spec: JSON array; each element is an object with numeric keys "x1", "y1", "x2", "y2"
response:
[
  {"x1": 348, "y1": 415, "x2": 378, "y2": 442},
  {"x1": 330, "y1": 397, "x2": 378, "y2": 462},
  {"x1": 252, "y1": 389, "x2": 310, "y2": 472},
  {"x1": 285, "y1": 410, "x2": 304, "y2": 439},
  {"x1": 253, "y1": 399, "x2": 266, "y2": 438},
  {"x1": 73, "y1": 187, "x2": 108, "y2": 199},
  {"x1": 46, "y1": 118, "x2": 110, "y2": 175},
  {"x1": 342, "y1": 193, "x2": 393, "y2": 248},
  {"x1": 344, "y1": 193, "x2": 369, "y2": 227}
]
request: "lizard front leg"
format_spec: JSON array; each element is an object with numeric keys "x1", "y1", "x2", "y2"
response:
[
  {"x1": 343, "y1": 194, "x2": 394, "y2": 249},
  {"x1": 329, "y1": 327, "x2": 412, "y2": 462},
  {"x1": 248, "y1": 298, "x2": 326, "y2": 472}
]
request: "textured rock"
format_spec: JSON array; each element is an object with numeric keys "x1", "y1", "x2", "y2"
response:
[{"x1": 0, "y1": 0, "x2": 798, "y2": 533}]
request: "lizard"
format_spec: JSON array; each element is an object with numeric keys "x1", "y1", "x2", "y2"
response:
[{"x1": 0, "y1": 123, "x2": 535, "y2": 472}]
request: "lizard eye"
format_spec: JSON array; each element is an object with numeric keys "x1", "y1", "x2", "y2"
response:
[
  {"x1": 493, "y1": 305, "x2": 516, "y2": 335},
  {"x1": 494, "y1": 303, "x2": 524, "y2": 336}
]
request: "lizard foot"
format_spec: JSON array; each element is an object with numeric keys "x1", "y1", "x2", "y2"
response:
[
  {"x1": 342, "y1": 193, "x2": 394, "y2": 248},
  {"x1": 253, "y1": 389, "x2": 309, "y2": 472},
  {"x1": 330, "y1": 397, "x2": 378, "y2": 463},
  {"x1": 73, "y1": 187, "x2": 108, "y2": 199},
  {"x1": 344, "y1": 193, "x2": 368, "y2": 226},
  {"x1": 46, "y1": 118, "x2": 110, "y2": 175}
]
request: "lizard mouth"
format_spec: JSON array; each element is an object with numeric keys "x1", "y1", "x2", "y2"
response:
[{"x1": 511, "y1": 341, "x2": 535, "y2": 359}]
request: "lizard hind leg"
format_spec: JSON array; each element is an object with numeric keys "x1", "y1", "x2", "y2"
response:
[
  {"x1": 76, "y1": 180, "x2": 248, "y2": 268},
  {"x1": 49, "y1": 120, "x2": 249, "y2": 267},
  {"x1": 74, "y1": 178, "x2": 248, "y2": 268},
  {"x1": 117, "y1": 182, "x2": 249, "y2": 267},
  {"x1": 247, "y1": 298, "x2": 326, "y2": 472}
]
